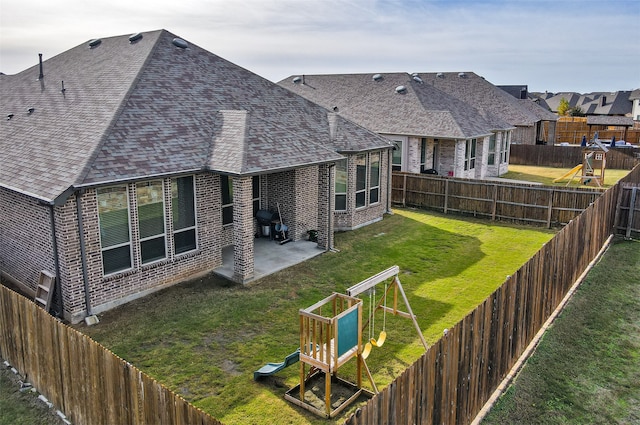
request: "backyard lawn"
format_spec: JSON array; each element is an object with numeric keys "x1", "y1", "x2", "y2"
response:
[
  {"x1": 502, "y1": 164, "x2": 629, "y2": 187},
  {"x1": 79, "y1": 208, "x2": 555, "y2": 425}
]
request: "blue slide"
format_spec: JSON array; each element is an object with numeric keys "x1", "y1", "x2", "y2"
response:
[{"x1": 253, "y1": 349, "x2": 300, "y2": 380}]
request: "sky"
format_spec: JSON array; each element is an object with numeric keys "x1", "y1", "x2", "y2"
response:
[{"x1": 1, "y1": 0, "x2": 638, "y2": 93}]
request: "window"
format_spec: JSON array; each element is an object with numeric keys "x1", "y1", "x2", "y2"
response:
[
  {"x1": 335, "y1": 159, "x2": 347, "y2": 211},
  {"x1": 97, "y1": 186, "x2": 132, "y2": 275},
  {"x1": 221, "y1": 175, "x2": 233, "y2": 225},
  {"x1": 355, "y1": 154, "x2": 367, "y2": 208},
  {"x1": 391, "y1": 140, "x2": 403, "y2": 171},
  {"x1": 172, "y1": 176, "x2": 197, "y2": 254},
  {"x1": 464, "y1": 139, "x2": 477, "y2": 171},
  {"x1": 252, "y1": 176, "x2": 260, "y2": 216},
  {"x1": 488, "y1": 134, "x2": 497, "y2": 166},
  {"x1": 369, "y1": 151, "x2": 380, "y2": 204},
  {"x1": 420, "y1": 138, "x2": 427, "y2": 172},
  {"x1": 500, "y1": 132, "x2": 510, "y2": 163},
  {"x1": 137, "y1": 180, "x2": 167, "y2": 264}
]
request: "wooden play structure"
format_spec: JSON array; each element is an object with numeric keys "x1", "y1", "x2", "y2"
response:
[
  {"x1": 284, "y1": 266, "x2": 428, "y2": 418},
  {"x1": 285, "y1": 292, "x2": 374, "y2": 418},
  {"x1": 554, "y1": 136, "x2": 608, "y2": 187},
  {"x1": 346, "y1": 265, "x2": 428, "y2": 356}
]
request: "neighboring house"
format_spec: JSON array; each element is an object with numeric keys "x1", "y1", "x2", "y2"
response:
[
  {"x1": 419, "y1": 72, "x2": 558, "y2": 146},
  {"x1": 630, "y1": 89, "x2": 640, "y2": 122},
  {"x1": 534, "y1": 91, "x2": 633, "y2": 117},
  {"x1": 0, "y1": 30, "x2": 392, "y2": 323},
  {"x1": 279, "y1": 72, "x2": 514, "y2": 179}
]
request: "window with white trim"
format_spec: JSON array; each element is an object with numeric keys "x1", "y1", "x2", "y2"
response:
[
  {"x1": 488, "y1": 134, "x2": 497, "y2": 166},
  {"x1": 464, "y1": 138, "x2": 477, "y2": 171},
  {"x1": 172, "y1": 176, "x2": 197, "y2": 254},
  {"x1": 500, "y1": 132, "x2": 509, "y2": 163},
  {"x1": 221, "y1": 176, "x2": 233, "y2": 225},
  {"x1": 369, "y1": 151, "x2": 380, "y2": 204},
  {"x1": 97, "y1": 185, "x2": 132, "y2": 275},
  {"x1": 420, "y1": 138, "x2": 427, "y2": 172},
  {"x1": 137, "y1": 180, "x2": 167, "y2": 264},
  {"x1": 335, "y1": 159, "x2": 347, "y2": 211},
  {"x1": 252, "y1": 176, "x2": 260, "y2": 216},
  {"x1": 355, "y1": 154, "x2": 367, "y2": 208},
  {"x1": 391, "y1": 140, "x2": 403, "y2": 171}
]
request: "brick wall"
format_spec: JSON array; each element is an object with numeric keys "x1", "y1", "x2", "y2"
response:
[{"x1": 232, "y1": 176, "x2": 254, "y2": 282}]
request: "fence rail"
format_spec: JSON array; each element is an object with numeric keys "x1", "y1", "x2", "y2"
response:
[
  {"x1": 0, "y1": 287, "x2": 223, "y2": 425},
  {"x1": 345, "y1": 164, "x2": 639, "y2": 424},
  {"x1": 392, "y1": 173, "x2": 602, "y2": 227}
]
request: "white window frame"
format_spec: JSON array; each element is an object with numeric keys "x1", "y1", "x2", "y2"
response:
[
  {"x1": 464, "y1": 138, "x2": 477, "y2": 171},
  {"x1": 488, "y1": 134, "x2": 497, "y2": 166},
  {"x1": 369, "y1": 151, "x2": 381, "y2": 205},
  {"x1": 355, "y1": 154, "x2": 367, "y2": 209},
  {"x1": 97, "y1": 185, "x2": 133, "y2": 276},
  {"x1": 335, "y1": 159, "x2": 347, "y2": 211},
  {"x1": 172, "y1": 175, "x2": 198, "y2": 255},
  {"x1": 500, "y1": 132, "x2": 510, "y2": 163},
  {"x1": 221, "y1": 175, "x2": 233, "y2": 226},
  {"x1": 136, "y1": 180, "x2": 167, "y2": 265}
]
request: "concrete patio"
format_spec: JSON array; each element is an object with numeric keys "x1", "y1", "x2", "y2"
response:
[{"x1": 214, "y1": 237, "x2": 325, "y2": 282}]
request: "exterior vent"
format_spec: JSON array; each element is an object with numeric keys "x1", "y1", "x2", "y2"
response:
[
  {"x1": 437, "y1": 72, "x2": 444, "y2": 78},
  {"x1": 293, "y1": 76, "x2": 302, "y2": 83},
  {"x1": 458, "y1": 72, "x2": 467, "y2": 78},
  {"x1": 7, "y1": 113, "x2": 14, "y2": 120},
  {"x1": 129, "y1": 33, "x2": 143, "y2": 43},
  {"x1": 333, "y1": 106, "x2": 339, "y2": 112},
  {"x1": 395, "y1": 85, "x2": 407, "y2": 94},
  {"x1": 413, "y1": 76, "x2": 423, "y2": 83},
  {"x1": 372, "y1": 74, "x2": 383, "y2": 81},
  {"x1": 88, "y1": 39, "x2": 102, "y2": 48},
  {"x1": 172, "y1": 38, "x2": 188, "y2": 49},
  {"x1": 27, "y1": 108, "x2": 35, "y2": 114}
]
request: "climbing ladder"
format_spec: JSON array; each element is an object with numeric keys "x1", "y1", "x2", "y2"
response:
[{"x1": 34, "y1": 270, "x2": 55, "y2": 312}]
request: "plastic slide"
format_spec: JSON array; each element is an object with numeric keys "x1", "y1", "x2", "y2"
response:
[
  {"x1": 253, "y1": 349, "x2": 300, "y2": 380},
  {"x1": 553, "y1": 164, "x2": 583, "y2": 183}
]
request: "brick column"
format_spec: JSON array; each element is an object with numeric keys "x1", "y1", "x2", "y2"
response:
[
  {"x1": 317, "y1": 163, "x2": 334, "y2": 250},
  {"x1": 232, "y1": 176, "x2": 254, "y2": 283}
]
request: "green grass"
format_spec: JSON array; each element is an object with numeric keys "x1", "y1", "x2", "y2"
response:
[
  {"x1": 78, "y1": 208, "x2": 554, "y2": 425},
  {"x1": 502, "y1": 164, "x2": 629, "y2": 187},
  {"x1": 482, "y1": 238, "x2": 640, "y2": 425},
  {"x1": 0, "y1": 367, "x2": 65, "y2": 425}
]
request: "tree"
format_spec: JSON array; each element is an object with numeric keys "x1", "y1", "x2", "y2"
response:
[
  {"x1": 557, "y1": 97, "x2": 570, "y2": 116},
  {"x1": 569, "y1": 106, "x2": 585, "y2": 117}
]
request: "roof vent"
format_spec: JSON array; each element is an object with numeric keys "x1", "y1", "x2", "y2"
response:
[
  {"x1": 458, "y1": 72, "x2": 467, "y2": 78},
  {"x1": 372, "y1": 74, "x2": 383, "y2": 82},
  {"x1": 413, "y1": 76, "x2": 423, "y2": 83},
  {"x1": 395, "y1": 85, "x2": 407, "y2": 94},
  {"x1": 129, "y1": 33, "x2": 143, "y2": 43},
  {"x1": 88, "y1": 39, "x2": 102, "y2": 48},
  {"x1": 333, "y1": 106, "x2": 339, "y2": 112},
  {"x1": 7, "y1": 113, "x2": 14, "y2": 120},
  {"x1": 172, "y1": 38, "x2": 188, "y2": 49},
  {"x1": 437, "y1": 72, "x2": 444, "y2": 78},
  {"x1": 292, "y1": 76, "x2": 302, "y2": 83},
  {"x1": 27, "y1": 107, "x2": 35, "y2": 114}
]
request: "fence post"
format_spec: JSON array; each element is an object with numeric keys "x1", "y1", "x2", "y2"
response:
[
  {"x1": 402, "y1": 174, "x2": 407, "y2": 207},
  {"x1": 546, "y1": 189, "x2": 554, "y2": 228},
  {"x1": 491, "y1": 184, "x2": 498, "y2": 221},
  {"x1": 444, "y1": 179, "x2": 449, "y2": 214}
]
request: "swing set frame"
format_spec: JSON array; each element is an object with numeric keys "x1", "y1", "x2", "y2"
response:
[{"x1": 346, "y1": 266, "x2": 429, "y2": 354}]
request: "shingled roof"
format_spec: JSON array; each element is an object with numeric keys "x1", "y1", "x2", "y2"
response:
[
  {"x1": 419, "y1": 72, "x2": 552, "y2": 127},
  {"x1": 278, "y1": 73, "x2": 512, "y2": 140},
  {"x1": 1, "y1": 30, "x2": 390, "y2": 204}
]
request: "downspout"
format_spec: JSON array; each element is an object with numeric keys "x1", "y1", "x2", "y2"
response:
[
  {"x1": 47, "y1": 204, "x2": 64, "y2": 318},
  {"x1": 328, "y1": 163, "x2": 334, "y2": 251},
  {"x1": 386, "y1": 149, "x2": 393, "y2": 214},
  {"x1": 75, "y1": 190, "x2": 93, "y2": 317}
]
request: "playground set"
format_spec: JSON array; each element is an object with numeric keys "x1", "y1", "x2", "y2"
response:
[
  {"x1": 254, "y1": 266, "x2": 428, "y2": 418},
  {"x1": 554, "y1": 135, "x2": 609, "y2": 187}
]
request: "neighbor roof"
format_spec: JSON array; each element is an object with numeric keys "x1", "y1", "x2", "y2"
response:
[
  {"x1": 1, "y1": 30, "x2": 390, "y2": 204},
  {"x1": 278, "y1": 73, "x2": 512, "y2": 140},
  {"x1": 419, "y1": 72, "x2": 554, "y2": 127}
]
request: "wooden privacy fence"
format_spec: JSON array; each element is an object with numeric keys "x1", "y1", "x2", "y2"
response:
[
  {"x1": 0, "y1": 287, "x2": 223, "y2": 425},
  {"x1": 510, "y1": 144, "x2": 640, "y2": 170},
  {"x1": 345, "y1": 164, "x2": 639, "y2": 425},
  {"x1": 392, "y1": 173, "x2": 602, "y2": 227}
]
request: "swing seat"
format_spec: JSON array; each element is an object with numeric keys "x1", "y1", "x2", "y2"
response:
[
  {"x1": 362, "y1": 342, "x2": 373, "y2": 359},
  {"x1": 370, "y1": 330, "x2": 387, "y2": 347}
]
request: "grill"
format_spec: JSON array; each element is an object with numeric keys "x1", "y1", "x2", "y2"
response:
[{"x1": 255, "y1": 209, "x2": 279, "y2": 238}]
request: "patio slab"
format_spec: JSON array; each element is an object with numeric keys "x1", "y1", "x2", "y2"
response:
[{"x1": 214, "y1": 237, "x2": 326, "y2": 282}]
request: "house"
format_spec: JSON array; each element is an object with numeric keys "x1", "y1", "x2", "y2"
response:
[
  {"x1": 0, "y1": 30, "x2": 392, "y2": 323},
  {"x1": 419, "y1": 72, "x2": 558, "y2": 145},
  {"x1": 534, "y1": 91, "x2": 633, "y2": 117},
  {"x1": 628, "y1": 89, "x2": 640, "y2": 121},
  {"x1": 278, "y1": 72, "x2": 514, "y2": 179}
]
